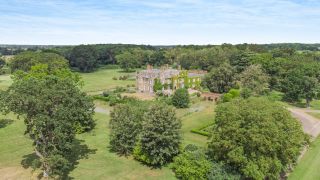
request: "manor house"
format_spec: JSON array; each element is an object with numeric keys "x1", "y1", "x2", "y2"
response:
[{"x1": 136, "y1": 65, "x2": 205, "y2": 94}]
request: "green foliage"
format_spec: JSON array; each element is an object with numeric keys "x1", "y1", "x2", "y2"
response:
[
  {"x1": 207, "y1": 162, "x2": 241, "y2": 180},
  {"x1": 0, "y1": 57, "x2": 6, "y2": 69},
  {"x1": 69, "y1": 45, "x2": 99, "y2": 72},
  {"x1": 221, "y1": 89, "x2": 240, "y2": 102},
  {"x1": 171, "y1": 145, "x2": 212, "y2": 180},
  {"x1": 116, "y1": 51, "x2": 140, "y2": 72},
  {"x1": 109, "y1": 101, "x2": 145, "y2": 156},
  {"x1": 204, "y1": 63, "x2": 235, "y2": 93},
  {"x1": 238, "y1": 64, "x2": 270, "y2": 96},
  {"x1": 172, "y1": 88, "x2": 190, "y2": 108},
  {"x1": 134, "y1": 103, "x2": 182, "y2": 166},
  {"x1": 208, "y1": 97, "x2": 308, "y2": 180},
  {"x1": 10, "y1": 51, "x2": 68, "y2": 72},
  {"x1": 282, "y1": 66, "x2": 320, "y2": 107},
  {"x1": 153, "y1": 78, "x2": 163, "y2": 92},
  {"x1": 0, "y1": 65, "x2": 95, "y2": 177},
  {"x1": 229, "y1": 51, "x2": 252, "y2": 73}
]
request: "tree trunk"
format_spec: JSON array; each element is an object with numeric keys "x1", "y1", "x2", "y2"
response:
[
  {"x1": 35, "y1": 148, "x2": 50, "y2": 178},
  {"x1": 306, "y1": 98, "x2": 311, "y2": 108}
]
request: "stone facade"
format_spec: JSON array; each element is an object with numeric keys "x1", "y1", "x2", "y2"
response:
[{"x1": 136, "y1": 65, "x2": 204, "y2": 94}]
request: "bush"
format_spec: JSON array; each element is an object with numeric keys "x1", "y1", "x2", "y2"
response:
[
  {"x1": 108, "y1": 94, "x2": 122, "y2": 106},
  {"x1": 119, "y1": 75, "x2": 129, "y2": 80},
  {"x1": 171, "y1": 145, "x2": 212, "y2": 180},
  {"x1": 221, "y1": 89, "x2": 240, "y2": 102},
  {"x1": 113, "y1": 86, "x2": 126, "y2": 93},
  {"x1": 112, "y1": 77, "x2": 118, "y2": 80},
  {"x1": 134, "y1": 103, "x2": 182, "y2": 166},
  {"x1": 207, "y1": 163, "x2": 241, "y2": 180},
  {"x1": 102, "y1": 91, "x2": 111, "y2": 97},
  {"x1": 172, "y1": 88, "x2": 190, "y2": 108}
]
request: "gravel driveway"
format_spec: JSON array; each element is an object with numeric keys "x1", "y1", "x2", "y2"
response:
[{"x1": 288, "y1": 108, "x2": 320, "y2": 138}]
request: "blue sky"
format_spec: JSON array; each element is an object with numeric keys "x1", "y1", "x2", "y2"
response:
[{"x1": 0, "y1": 0, "x2": 319, "y2": 45}]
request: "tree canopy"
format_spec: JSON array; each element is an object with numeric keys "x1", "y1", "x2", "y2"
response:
[
  {"x1": 10, "y1": 51, "x2": 68, "y2": 72},
  {"x1": 134, "y1": 103, "x2": 182, "y2": 166},
  {"x1": 238, "y1": 64, "x2": 270, "y2": 96},
  {"x1": 0, "y1": 65, "x2": 95, "y2": 177},
  {"x1": 208, "y1": 97, "x2": 308, "y2": 180},
  {"x1": 203, "y1": 63, "x2": 235, "y2": 93},
  {"x1": 69, "y1": 45, "x2": 99, "y2": 72}
]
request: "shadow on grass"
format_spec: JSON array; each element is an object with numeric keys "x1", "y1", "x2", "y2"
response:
[
  {"x1": 117, "y1": 70, "x2": 136, "y2": 73},
  {"x1": 21, "y1": 139, "x2": 97, "y2": 179},
  {"x1": 0, "y1": 118, "x2": 13, "y2": 128},
  {"x1": 290, "y1": 102, "x2": 307, "y2": 108}
]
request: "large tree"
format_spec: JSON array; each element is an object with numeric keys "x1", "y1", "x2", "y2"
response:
[
  {"x1": 203, "y1": 63, "x2": 235, "y2": 93},
  {"x1": 282, "y1": 65, "x2": 320, "y2": 107},
  {"x1": 238, "y1": 64, "x2": 270, "y2": 96},
  {"x1": 134, "y1": 103, "x2": 182, "y2": 166},
  {"x1": 0, "y1": 65, "x2": 95, "y2": 177},
  {"x1": 208, "y1": 97, "x2": 308, "y2": 179},
  {"x1": 115, "y1": 51, "x2": 140, "y2": 72},
  {"x1": 69, "y1": 45, "x2": 98, "y2": 72},
  {"x1": 10, "y1": 51, "x2": 68, "y2": 72},
  {"x1": 109, "y1": 101, "x2": 146, "y2": 156}
]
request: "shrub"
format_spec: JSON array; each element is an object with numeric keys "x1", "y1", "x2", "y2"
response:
[
  {"x1": 221, "y1": 89, "x2": 240, "y2": 102},
  {"x1": 207, "y1": 163, "x2": 241, "y2": 180},
  {"x1": 171, "y1": 145, "x2": 212, "y2": 180},
  {"x1": 153, "y1": 78, "x2": 163, "y2": 92},
  {"x1": 119, "y1": 75, "x2": 129, "y2": 80},
  {"x1": 113, "y1": 86, "x2": 126, "y2": 93},
  {"x1": 112, "y1": 76, "x2": 118, "y2": 80},
  {"x1": 172, "y1": 88, "x2": 190, "y2": 108},
  {"x1": 102, "y1": 91, "x2": 111, "y2": 97},
  {"x1": 108, "y1": 94, "x2": 122, "y2": 106},
  {"x1": 134, "y1": 103, "x2": 182, "y2": 166}
]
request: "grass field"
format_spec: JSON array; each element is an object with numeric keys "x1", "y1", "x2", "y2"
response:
[
  {"x1": 0, "y1": 68, "x2": 215, "y2": 179},
  {"x1": 80, "y1": 68, "x2": 136, "y2": 94},
  {"x1": 307, "y1": 112, "x2": 320, "y2": 120},
  {"x1": 0, "y1": 74, "x2": 12, "y2": 90},
  {"x1": 289, "y1": 136, "x2": 320, "y2": 180},
  {"x1": 0, "y1": 68, "x2": 136, "y2": 95}
]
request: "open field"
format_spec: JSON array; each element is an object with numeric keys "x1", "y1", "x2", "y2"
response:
[
  {"x1": 80, "y1": 68, "x2": 136, "y2": 94},
  {"x1": 0, "y1": 68, "x2": 137, "y2": 95}
]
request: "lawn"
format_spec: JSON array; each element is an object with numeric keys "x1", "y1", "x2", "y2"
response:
[
  {"x1": 0, "y1": 74, "x2": 12, "y2": 90},
  {"x1": 289, "y1": 136, "x2": 320, "y2": 180},
  {"x1": 80, "y1": 68, "x2": 136, "y2": 94},
  {"x1": 307, "y1": 112, "x2": 320, "y2": 120},
  {"x1": 0, "y1": 68, "x2": 136, "y2": 95}
]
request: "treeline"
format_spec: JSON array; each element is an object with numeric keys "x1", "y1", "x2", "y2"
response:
[{"x1": 3, "y1": 43, "x2": 320, "y2": 72}]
